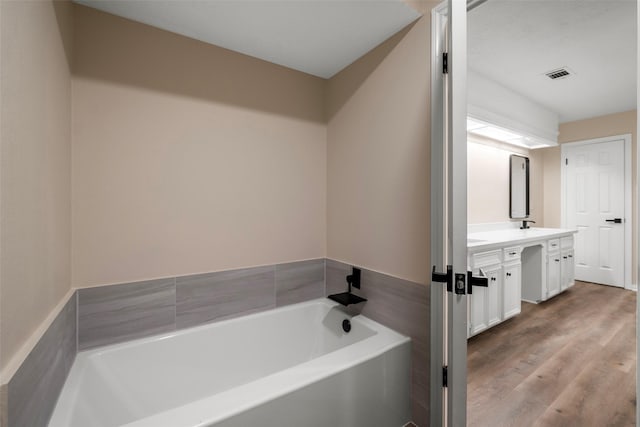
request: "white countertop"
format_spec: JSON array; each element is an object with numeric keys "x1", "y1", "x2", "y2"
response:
[{"x1": 468, "y1": 227, "x2": 577, "y2": 252}]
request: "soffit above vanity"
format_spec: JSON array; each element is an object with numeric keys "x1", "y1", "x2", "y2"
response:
[{"x1": 73, "y1": 0, "x2": 422, "y2": 79}]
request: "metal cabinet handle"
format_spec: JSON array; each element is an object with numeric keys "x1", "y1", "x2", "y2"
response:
[
  {"x1": 506, "y1": 272, "x2": 511, "y2": 277},
  {"x1": 509, "y1": 252, "x2": 517, "y2": 255},
  {"x1": 605, "y1": 218, "x2": 623, "y2": 224}
]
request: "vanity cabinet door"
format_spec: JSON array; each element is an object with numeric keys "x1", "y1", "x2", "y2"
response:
[
  {"x1": 485, "y1": 265, "x2": 502, "y2": 328},
  {"x1": 547, "y1": 254, "x2": 561, "y2": 298},
  {"x1": 468, "y1": 264, "x2": 502, "y2": 337},
  {"x1": 469, "y1": 278, "x2": 488, "y2": 337},
  {"x1": 561, "y1": 249, "x2": 575, "y2": 290},
  {"x1": 503, "y1": 262, "x2": 521, "y2": 320}
]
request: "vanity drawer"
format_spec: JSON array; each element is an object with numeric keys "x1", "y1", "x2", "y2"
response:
[
  {"x1": 470, "y1": 250, "x2": 502, "y2": 268},
  {"x1": 547, "y1": 238, "x2": 560, "y2": 252},
  {"x1": 561, "y1": 235, "x2": 574, "y2": 249},
  {"x1": 503, "y1": 246, "x2": 522, "y2": 262}
]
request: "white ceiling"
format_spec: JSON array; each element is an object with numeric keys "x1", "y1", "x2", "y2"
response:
[
  {"x1": 75, "y1": 0, "x2": 421, "y2": 79},
  {"x1": 468, "y1": 1, "x2": 637, "y2": 123}
]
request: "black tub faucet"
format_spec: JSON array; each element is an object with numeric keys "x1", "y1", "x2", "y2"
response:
[
  {"x1": 328, "y1": 267, "x2": 367, "y2": 306},
  {"x1": 521, "y1": 220, "x2": 536, "y2": 229}
]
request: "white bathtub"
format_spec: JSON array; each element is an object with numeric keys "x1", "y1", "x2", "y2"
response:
[{"x1": 49, "y1": 298, "x2": 412, "y2": 427}]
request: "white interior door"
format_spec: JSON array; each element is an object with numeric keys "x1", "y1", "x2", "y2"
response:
[
  {"x1": 430, "y1": 1, "x2": 467, "y2": 426},
  {"x1": 563, "y1": 138, "x2": 627, "y2": 287}
]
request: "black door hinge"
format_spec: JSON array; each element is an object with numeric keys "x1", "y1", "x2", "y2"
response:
[
  {"x1": 443, "y1": 52, "x2": 448, "y2": 74},
  {"x1": 443, "y1": 365, "x2": 448, "y2": 387}
]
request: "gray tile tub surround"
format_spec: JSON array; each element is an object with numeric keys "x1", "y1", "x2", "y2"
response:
[
  {"x1": 176, "y1": 265, "x2": 276, "y2": 329},
  {"x1": 275, "y1": 259, "x2": 325, "y2": 307},
  {"x1": 325, "y1": 259, "x2": 430, "y2": 427},
  {"x1": 77, "y1": 259, "x2": 327, "y2": 348},
  {"x1": 78, "y1": 278, "x2": 176, "y2": 350},
  {"x1": 7, "y1": 294, "x2": 77, "y2": 427},
  {"x1": 176, "y1": 259, "x2": 326, "y2": 329}
]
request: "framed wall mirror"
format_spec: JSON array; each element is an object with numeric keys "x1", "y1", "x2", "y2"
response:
[{"x1": 509, "y1": 154, "x2": 529, "y2": 219}]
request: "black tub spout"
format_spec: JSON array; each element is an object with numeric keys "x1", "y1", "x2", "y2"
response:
[{"x1": 328, "y1": 267, "x2": 367, "y2": 306}]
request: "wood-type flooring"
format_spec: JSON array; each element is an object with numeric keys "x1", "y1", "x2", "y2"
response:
[{"x1": 468, "y1": 281, "x2": 636, "y2": 427}]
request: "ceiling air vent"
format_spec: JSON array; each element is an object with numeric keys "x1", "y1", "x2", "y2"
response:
[{"x1": 545, "y1": 67, "x2": 572, "y2": 80}]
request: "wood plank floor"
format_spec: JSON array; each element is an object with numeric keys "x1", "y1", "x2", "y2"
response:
[{"x1": 468, "y1": 281, "x2": 636, "y2": 427}]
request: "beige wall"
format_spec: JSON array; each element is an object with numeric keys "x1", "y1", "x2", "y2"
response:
[
  {"x1": 541, "y1": 110, "x2": 637, "y2": 283},
  {"x1": 467, "y1": 137, "x2": 544, "y2": 225},
  {"x1": 529, "y1": 148, "x2": 545, "y2": 226},
  {"x1": 0, "y1": 0, "x2": 73, "y2": 372},
  {"x1": 72, "y1": 6, "x2": 327, "y2": 287},
  {"x1": 326, "y1": 4, "x2": 435, "y2": 285}
]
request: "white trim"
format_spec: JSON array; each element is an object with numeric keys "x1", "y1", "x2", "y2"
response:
[
  {"x1": 467, "y1": 133, "x2": 530, "y2": 156},
  {"x1": 467, "y1": 103, "x2": 558, "y2": 146},
  {"x1": 560, "y1": 134, "x2": 633, "y2": 290},
  {"x1": 446, "y1": 0, "x2": 468, "y2": 425},
  {"x1": 636, "y1": 20, "x2": 639, "y2": 424},
  {"x1": 429, "y1": 3, "x2": 448, "y2": 426}
]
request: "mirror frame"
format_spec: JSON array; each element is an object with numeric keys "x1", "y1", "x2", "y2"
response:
[{"x1": 509, "y1": 154, "x2": 530, "y2": 219}]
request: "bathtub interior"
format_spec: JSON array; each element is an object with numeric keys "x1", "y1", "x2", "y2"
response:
[{"x1": 50, "y1": 299, "x2": 399, "y2": 427}]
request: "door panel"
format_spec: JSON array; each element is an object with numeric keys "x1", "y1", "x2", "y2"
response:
[
  {"x1": 565, "y1": 140, "x2": 625, "y2": 287},
  {"x1": 599, "y1": 226, "x2": 613, "y2": 270},
  {"x1": 575, "y1": 225, "x2": 588, "y2": 267}
]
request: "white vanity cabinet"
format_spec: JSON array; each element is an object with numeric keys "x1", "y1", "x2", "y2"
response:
[
  {"x1": 467, "y1": 250, "x2": 501, "y2": 337},
  {"x1": 547, "y1": 236, "x2": 575, "y2": 297},
  {"x1": 467, "y1": 226, "x2": 577, "y2": 337},
  {"x1": 467, "y1": 248, "x2": 521, "y2": 338}
]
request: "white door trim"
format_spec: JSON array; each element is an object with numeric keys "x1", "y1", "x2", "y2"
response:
[
  {"x1": 446, "y1": 0, "x2": 469, "y2": 423},
  {"x1": 429, "y1": 3, "x2": 448, "y2": 425},
  {"x1": 430, "y1": 1, "x2": 469, "y2": 426},
  {"x1": 560, "y1": 134, "x2": 633, "y2": 290}
]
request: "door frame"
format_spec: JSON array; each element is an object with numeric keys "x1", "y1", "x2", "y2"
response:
[
  {"x1": 430, "y1": 1, "x2": 468, "y2": 426},
  {"x1": 560, "y1": 134, "x2": 633, "y2": 290},
  {"x1": 429, "y1": 3, "x2": 448, "y2": 425}
]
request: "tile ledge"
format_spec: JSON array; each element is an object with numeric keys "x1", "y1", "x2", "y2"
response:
[
  {"x1": 326, "y1": 258, "x2": 427, "y2": 287},
  {"x1": 0, "y1": 288, "x2": 76, "y2": 385},
  {"x1": 74, "y1": 258, "x2": 326, "y2": 290}
]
